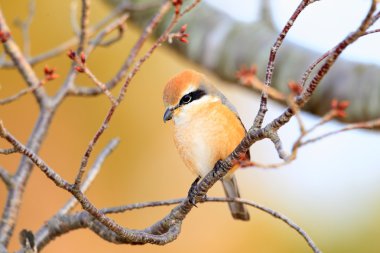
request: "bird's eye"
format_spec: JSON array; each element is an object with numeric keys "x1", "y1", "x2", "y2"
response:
[{"x1": 180, "y1": 94, "x2": 192, "y2": 105}]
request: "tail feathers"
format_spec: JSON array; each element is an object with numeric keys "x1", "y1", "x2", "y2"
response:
[{"x1": 221, "y1": 176, "x2": 250, "y2": 221}]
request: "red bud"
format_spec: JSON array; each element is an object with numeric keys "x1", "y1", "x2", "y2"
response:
[
  {"x1": 75, "y1": 66, "x2": 85, "y2": 73},
  {"x1": 180, "y1": 24, "x2": 187, "y2": 33},
  {"x1": 80, "y1": 52, "x2": 86, "y2": 64},
  {"x1": 287, "y1": 81, "x2": 302, "y2": 95},
  {"x1": 0, "y1": 30, "x2": 10, "y2": 43},
  {"x1": 179, "y1": 37, "x2": 188, "y2": 43},
  {"x1": 46, "y1": 73, "x2": 59, "y2": 81},
  {"x1": 67, "y1": 49, "x2": 76, "y2": 60},
  {"x1": 337, "y1": 100, "x2": 350, "y2": 110}
]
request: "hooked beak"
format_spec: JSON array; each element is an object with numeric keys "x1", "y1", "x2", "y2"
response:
[{"x1": 163, "y1": 108, "x2": 173, "y2": 122}]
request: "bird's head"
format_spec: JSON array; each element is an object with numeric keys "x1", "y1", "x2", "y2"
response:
[{"x1": 162, "y1": 70, "x2": 220, "y2": 123}]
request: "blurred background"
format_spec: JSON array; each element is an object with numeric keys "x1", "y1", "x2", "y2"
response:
[{"x1": 0, "y1": 0, "x2": 380, "y2": 252}]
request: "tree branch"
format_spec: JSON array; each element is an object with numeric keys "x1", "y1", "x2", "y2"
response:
[
  {"x1": 33, "y1": 196, "x2": 320, "y2": 252},
  {"x1": 0, "y1": 83, "x2": 42, "y2": 105},
  {"x1": 0, "y1": 166, "x2": 12, "y2": 189},
  {"x1": 0, "y1": 9, "x2": 47, "y2": 107},
  {"x1": 69, "y1": 1, "x2": 172, "y2": 97},
  {"x1": 14, "y1": 0, "x2": 35, "y2": 58},
  {"x1": 255, "y1": 0, "x2": 317, "y2": 129},
  {"x1": 58, "y1": 138, "x2": 120, "y2": 215}
]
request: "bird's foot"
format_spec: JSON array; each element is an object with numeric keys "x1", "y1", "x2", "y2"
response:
[{"x1": 187, "y1": 176, "x2": 201, "y2": 207}]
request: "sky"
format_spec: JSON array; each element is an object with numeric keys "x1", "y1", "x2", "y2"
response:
[{"x1": 205, "y1": 0, "x2": 380, "y2": 66}]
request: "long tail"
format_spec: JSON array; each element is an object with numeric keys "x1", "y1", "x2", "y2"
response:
[{"x1": 221, "y1": 175, "x2": 250, "y2": 221}]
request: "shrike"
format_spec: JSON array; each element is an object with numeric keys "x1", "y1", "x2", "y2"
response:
[{"x1": 163, "y1": 70, "x2": 250, "y2": 221}]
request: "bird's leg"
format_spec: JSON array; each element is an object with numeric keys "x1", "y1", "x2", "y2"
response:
[{"x1": 187, "y1": 176, "x2": 201, "y2": 207}]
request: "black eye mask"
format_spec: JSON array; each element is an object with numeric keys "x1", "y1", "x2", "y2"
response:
[{"x1": 179, "y1": 89, "x2": 206, "y2": 106}]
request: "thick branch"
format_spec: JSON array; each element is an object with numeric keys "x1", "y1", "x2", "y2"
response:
[{"x1": 34, "y1": 196, "x2": 320, "y2": 252}]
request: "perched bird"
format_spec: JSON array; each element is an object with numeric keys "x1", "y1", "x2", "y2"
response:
[{"x1": 163, "y1": 69, "x2": 250, "y2": 221}]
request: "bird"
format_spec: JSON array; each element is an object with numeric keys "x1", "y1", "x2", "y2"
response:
[{"x1": 163, "y1": 69, "x2": 250, "y2": 221}]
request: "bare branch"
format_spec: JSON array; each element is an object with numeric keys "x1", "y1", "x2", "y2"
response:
[
  {"x1": 70, "y1": 0, "x2": 80, "y2": 36},
  {"x1": 300, "y1": 118, "x2": 380, "y2": 147},
  {"x1": 300, "y1": 20, "x2": 380, "y2": 88},
  {"x1": 72, "y1": 0, "x2": 202, "y2": 187},
  {"x1": 69, "y1": 1, "x2": 173, "y2": 97},
  {"x1": 245, "y1": 112, "x2": 379, "y2": 170},
  {"x1": 0, "y1": 9, "x2": 47, "y2": 106},
  {"x1": 86, "y1": 14, "x2": 128, "y2": 54},
  {"x1": 0, "y1": 110, "x2": 63, "y2": 246},
  {"x1": 77, "y1": 0, "x2": 90, "y2": 54},
  {"x1": 297, "y1": 1, "x2": 378, "y2": 108},
  {"x1": 206, "y1": 197, "x2": 321, "y2": 253},
  {"x1": 0, "y1": 166, "x2": 12, "y2": 189},
  {"x1": 35, "y1": 196, "x2": 320, "y2": 253},
  {"x1": 0, "y1": 121, "x2": 71, "y2": 190},
  {"x1": 0, "y1": 83, "x2": 42, "y2": 105},
  {"x1": 0, "y1": 148, "x2": 17, "y2": 154},
  {"x1": 267, "y1": 131, "x2": 289, "y2": 160},
  {"x1": 181, "y1": 4, "x2": 380, "y2": 227},
  {"x1": 14, "y1": 0, "x2": 36, "y2": 58},
  {"x1": 58, "y1": 138, "x2": 120, "y2": 215},
  {"x1": 72, "y1": 0, "x2": 175, "y2": 186},
  {"x1": 0, "y1": 1, "x2": 153, "y2": 68},
  {"x1": 255, "y1": 0, "x2": 317, "y2": 129}
]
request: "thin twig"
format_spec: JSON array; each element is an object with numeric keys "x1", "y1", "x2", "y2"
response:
[
  {"x1": 35, "y1": 196, "x2": 320, "y2": 253},
  {"x1": 0, "y1": 9, "x2": 46, "y2": 106},
  {"x1": 299, "y1": 27, "x2": 380, "y2": 88},
  {"x1": 14, "y1": 0, "x2": 36, "y2": 58},
  {"x1": 206, "y1": 197, "x2": 321, "y2": 253},
  {"x1": 72, "y1": 0, "x2": 174, "y2": 187},
  {"x1": 0, "y1": 166, "x2": 12, "y2": 189},
  {"x1": 86, "y1": 14, "x2": 128, "y2": 54},
  {"x1": 70, "y1": 0, "x2": 80, "y2": 36},
  {"x1": 69, "y1": 1, "x2": 172, "y2": 96},
  {"x1": 0, "y1": 2, "x2": 154, "y2": 68},
  {"x1": 2, "y1": 1, "x2": 202, "y2": 245},
  {"x1": 83, "y1": 66, "x2": 118, "y2": 104},
  {"x1": 300, "y1": 118, "x2": 380, "y2": 147},
  {"x1": 72, "y1": 0, "x2": 201, "y2": 187},
  {"x1": 0, "y1": 121, "x2": 71, "y2": 190},
  {"x1": 267, "y1": 132, "x2": 289, "y2": 160},
  {"x1": 0, "y1": 83, "x2": 41, "y2": 105},
  {"x1": 180, "y1": 0, "x2": 380, "y2": 212},
  {"x1": 58, "y1": 138, "x2": 120, "y2": 215},
  {"x1": 77, "y1": 0, "x2": 90, "y2": 54},
  {"x1": 254, "y1": 0, "x2": 316, "y2": 129},
  {"x1": 0, "y1": 148, "x2": 17, "y2": 154}
]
